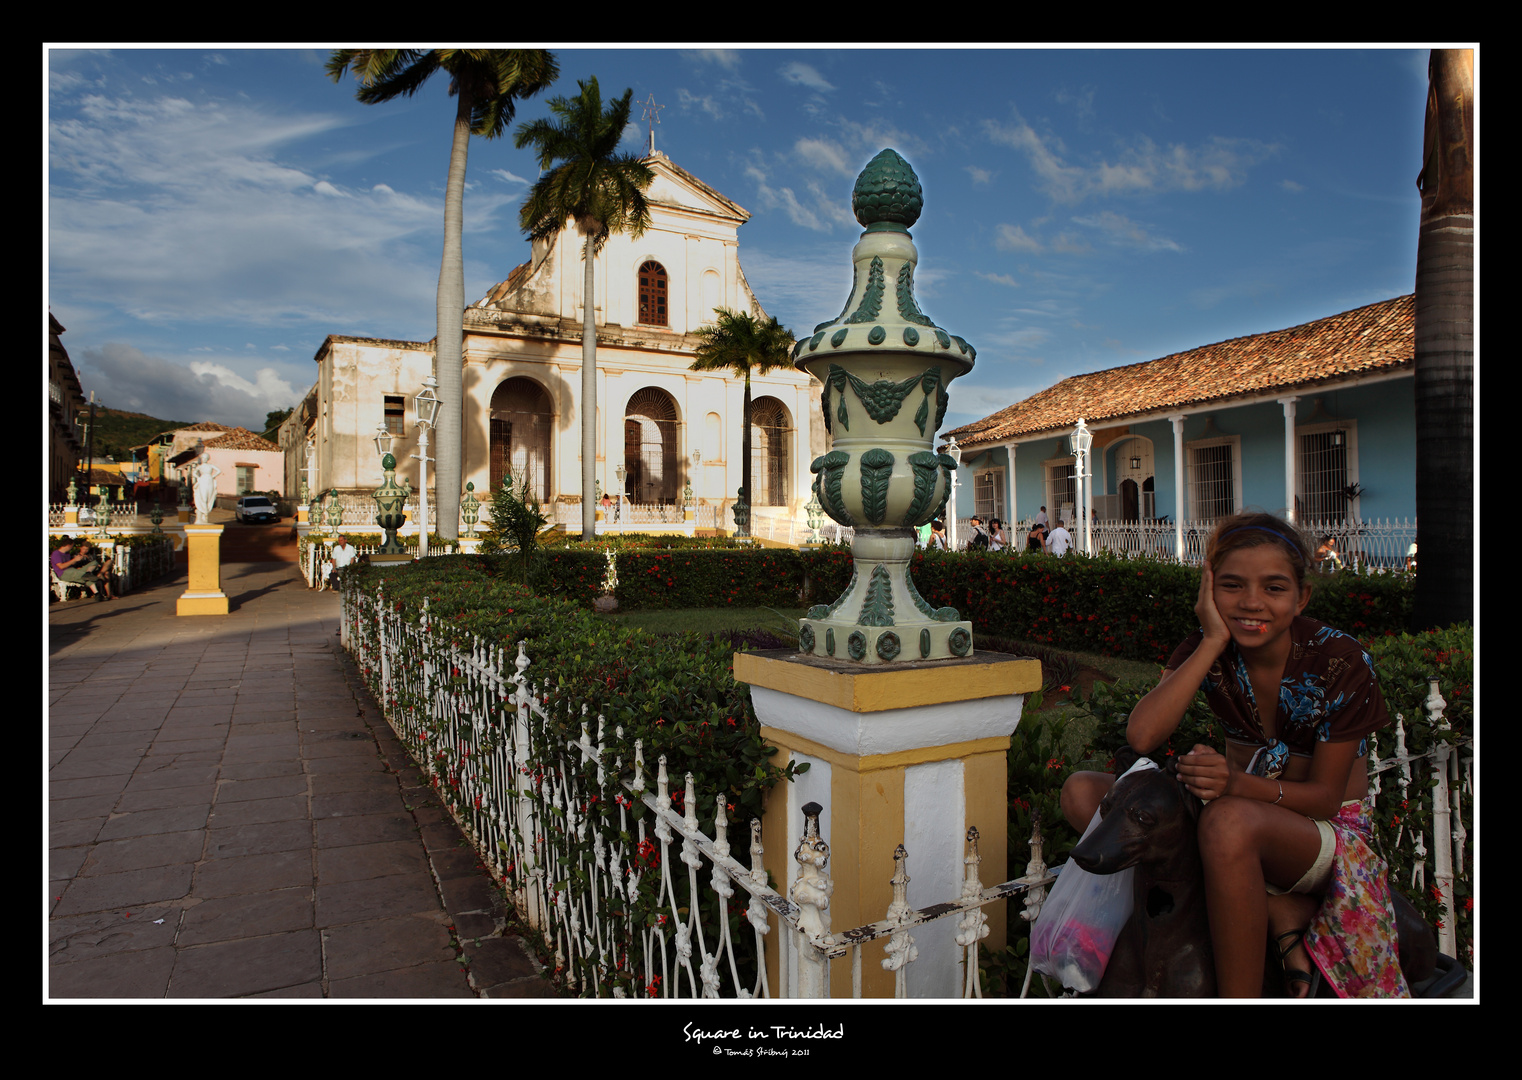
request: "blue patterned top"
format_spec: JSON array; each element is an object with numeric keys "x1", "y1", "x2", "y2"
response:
[{"x1": 1167, "y1": 617, "x2": 1390, "y2": 778}]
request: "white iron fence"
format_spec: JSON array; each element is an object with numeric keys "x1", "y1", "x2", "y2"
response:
[
  {"x1": 945, "y1": 516, "x2": 1416, "y2": 568},
  {"x1": 340, "y1": 582, "x2": 1054, "y2": 998}
]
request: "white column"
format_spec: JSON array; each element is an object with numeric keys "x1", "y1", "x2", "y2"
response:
[
  {"x1": 1005, "y1": 442, "x2": 1017, "y2": 525},
  {"x1": 1170, "y1": 414, "x2": 1186, "y2": 561},
  {"x1": 1279, "y1": 396, "x2": 1299, "y2": 524}
]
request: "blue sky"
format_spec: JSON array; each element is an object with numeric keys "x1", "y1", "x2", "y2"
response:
[{"x1": 46, "y1": 46, "x2": 1435, "y2": 437}]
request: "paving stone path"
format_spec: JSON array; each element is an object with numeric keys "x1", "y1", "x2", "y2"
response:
[{"x1": 47, "y1": 557, "x2": 560, "y2": 999}]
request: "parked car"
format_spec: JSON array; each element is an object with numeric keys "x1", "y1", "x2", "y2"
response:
[{"x1": 235, "y1": 496, "x2": 280, "y2": 524}]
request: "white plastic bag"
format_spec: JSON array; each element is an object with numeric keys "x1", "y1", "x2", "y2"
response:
[{"x1": 1030, "y1": 758, "x2": 1156, "y2": 992}]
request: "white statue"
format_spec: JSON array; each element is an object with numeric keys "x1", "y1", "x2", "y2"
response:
[{"x1": 192, "y1": 454, "x2": 221, "y2": 523}]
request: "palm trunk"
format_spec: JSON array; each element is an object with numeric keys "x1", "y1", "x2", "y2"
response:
[
  {"x1": 740, "y1": 371, "x2": 752, "y2": 537},
  {"x1": 434, "y1": 93, "x2": 470, "y2": 541},
  {"x1": 582, "y1": 235, "x2": 597, "y2": 541},
  {"x1": 1412, "y1": 49, "x2": 1473, "y2": 630}
]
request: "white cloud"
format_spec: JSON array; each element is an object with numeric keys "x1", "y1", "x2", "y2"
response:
[
  {"x1": 976, "y1": 271, "x2": 1020, "y2": 288},
  {"x1": 688, "y1": 49, "x2": 742, "y2": 70},
  {"x1": 78, "y1": 343, "x2": 304, "y2": 427},
  {"x1": 1070, "y1": 210, "x2": 1184, "y2": 253},
  {"x1": 779, "y1": 62, "x2": 835, "y2": 93},
  {"x1": 48, "y1": 88, "x2": 458, "y2": 335},
  {"x1": 994, "y1": 223, "x2": 1042, "y2": 253},
  {"x1": 794, "y1": 137, "x2": 856, "y2": 177},
  {"x1": 489, "y1": 169, "x2": 529, "y2": 186},
  {"x1": 965, "y1": 165, "x2": 994, "y2": 185},
  {"x1": 985, "y1": 114, "x2": 1277, "y2": 204}
]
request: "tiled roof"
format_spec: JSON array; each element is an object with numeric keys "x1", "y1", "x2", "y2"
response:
[
  {"x1": 948, "y1": 295, "x2": 1414, "y2": 446},
  {"x1": 203, "y1": 427, "x2": 280, "y2": 452}
]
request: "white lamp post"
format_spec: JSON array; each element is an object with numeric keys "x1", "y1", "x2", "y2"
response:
[
  {"x1": 615, "y1": 463, "x2": 627, "y2": 523},
  {"x1": 1070, "y1": 417, "x2": 1093, "y2": 554},
  {"x1": 946, "y1": 435, "x2": 963, "y2": 551},
  {"x1": 413, "y1": 374, "x2": 441, "y2": 553}
]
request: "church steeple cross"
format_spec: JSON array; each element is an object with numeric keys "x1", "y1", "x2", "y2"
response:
[{"x1": 641, "y1": 93, "x2": 664, "y2": 156}]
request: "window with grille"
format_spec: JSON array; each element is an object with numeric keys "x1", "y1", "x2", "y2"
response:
[
  {"x1": 624, "y1": 387, "x2": 680, "y2": 503},
  {"x1": 236, "y1": 466, "x2": 255, "y2": 494},
  {"x1": 750, "y1": 397, "x2": 791, "y2": 506},
  {"x1": 1044, "y1": 460, "x2": 1075, "y2": 525},
  {"x1": 1187, "y1": 438, "x2": 1238, "y2": 521},
  {"x1": 638, "y1": 261, "x2": 668, "y2": 326},
  {"x1": 974, "y1": 469, "x2": 1005, "y2": 521},
  {"x1": 384, "y1": 395, "x2": 405, "y2": 436},
  {"x1": 1297, "y1": 424, "x2": 1354, "y2": 522},
  {"x1": 490, "y1": 377, "x2": 552, "y2": 501}
]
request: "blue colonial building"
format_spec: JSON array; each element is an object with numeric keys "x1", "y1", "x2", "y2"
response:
[{"x1": 943, "y1": 295, "x2": 1415, "y2": 562}]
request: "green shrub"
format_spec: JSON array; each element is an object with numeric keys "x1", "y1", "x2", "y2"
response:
[
  {"x1": 479, "y1": 473, "x2": 549, "y2": 583},
  {"x1": 613, "y1": 549, "x2": 806, "y2": 611}
]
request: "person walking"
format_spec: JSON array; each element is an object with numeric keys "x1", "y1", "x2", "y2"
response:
[{"x1": 1048, "y1": 518, "x2": 1073, "y2": 557}]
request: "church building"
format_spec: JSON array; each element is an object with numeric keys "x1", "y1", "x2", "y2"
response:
[{"x1": 282, "y1": 151, "x2": 820, "y2": 529}]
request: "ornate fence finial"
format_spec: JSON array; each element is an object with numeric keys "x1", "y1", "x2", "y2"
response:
[
  {"x1": 1427, "y1": 676, "x2": 1449, "y2": 732},
  {"x1": 1021, "y1": 809, "x2": 1049, "y2": 927},
  {"x1": 882, "y1": 843, "x2": 918, "y2": 996},
  {"x1": 792, "y1": 802, "x2": 833, "y2": 942}
]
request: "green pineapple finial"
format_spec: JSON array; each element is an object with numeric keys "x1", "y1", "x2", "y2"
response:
[{"x1": 852, "y1": 149, "x2": 923, "y2": 232}]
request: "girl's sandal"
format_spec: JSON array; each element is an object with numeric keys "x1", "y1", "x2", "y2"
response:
[{"x1": 1276, "y1": 929, "x2": 1318, "y2": 998}]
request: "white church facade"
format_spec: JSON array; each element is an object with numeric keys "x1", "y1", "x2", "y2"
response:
[{"x1": 282, "y1": 151, "x2": 820, "y2": 528}]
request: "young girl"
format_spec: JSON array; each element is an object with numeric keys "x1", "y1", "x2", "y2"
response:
[{"x1": 1059, "y1": 511, "x2": 1407, "y2": 997}]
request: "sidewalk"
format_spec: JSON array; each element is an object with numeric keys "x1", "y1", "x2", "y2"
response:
[{"x1": 47, "y1": 558, "x2": 558, "y2": 999}]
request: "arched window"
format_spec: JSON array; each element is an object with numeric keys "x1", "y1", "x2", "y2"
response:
[
  {"x1": 490, "y1": 377, "x2": 552, "y2": 501},
  {"x1": 623, "y1": 387, "x2": 681, "y2": 504},
  {"x1": 750, "y1": 397, "x2": 792, "y2": 507},
  {"x1": 638, "y1": 261, "x2": 668, "y2": 327}
]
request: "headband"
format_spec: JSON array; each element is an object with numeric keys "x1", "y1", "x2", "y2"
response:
[{"x1": 1217, "y1": 525, "x2": 1304, "y2": 560}]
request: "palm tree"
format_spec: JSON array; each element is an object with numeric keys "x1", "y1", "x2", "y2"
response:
[
  {"x1": 688, "y1": 307, "x2": 797, "y2": 537},
  {"x1": 515, "y1": 77, "x2": 653, "y2": 541},
  {"x1": 1412, "y1": 49, "x2": 1473, "y2": 629},
  {"x1": 327, "y1": 49, "x2": 558, "y2": 541}
]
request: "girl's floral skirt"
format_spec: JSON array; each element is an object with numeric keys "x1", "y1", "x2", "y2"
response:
[{"x1": 1305, "y1": 803, "x2": 1410, "y2": 998}]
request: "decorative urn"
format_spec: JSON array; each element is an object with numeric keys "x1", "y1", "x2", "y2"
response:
[
  {"x1": 794, "y1": 149, "x2": 976, "y2": 664},
  {"x1": 371, "y1": 454, "x2": 412, "y2": 555},
  {"x1": 462, "y1": 481, "x2": 480, "y2": 537}
]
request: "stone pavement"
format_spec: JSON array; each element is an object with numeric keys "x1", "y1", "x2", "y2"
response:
[{"x1": 47, "y1": 557, "x2": 560, "y2": 999}]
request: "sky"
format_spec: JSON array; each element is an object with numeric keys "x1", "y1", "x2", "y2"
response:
[{"x1": 46, "y1": 46, "x2": 1438, "y2": 439}]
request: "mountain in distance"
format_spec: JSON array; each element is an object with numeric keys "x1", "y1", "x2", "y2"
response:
[{"x1": 80, "y1": 408, "x2": 193, "y2": 462}]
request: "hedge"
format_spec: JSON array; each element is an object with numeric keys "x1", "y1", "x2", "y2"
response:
[{"x1": 341, "y1": 555, "x2": 801, "y2": 836}]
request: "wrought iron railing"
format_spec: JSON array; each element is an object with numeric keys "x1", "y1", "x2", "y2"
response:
[{"x1": 340, "y1": 583, "x2": 1054, "y2": 997}]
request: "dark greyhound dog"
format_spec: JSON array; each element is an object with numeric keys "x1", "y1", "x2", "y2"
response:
[
  {"x1": 1070, "y1": 749, "x2": 1213, "y2": 996},
  {"x1": 1070, "y1": 747, "x2": 1441, "y2": 998}
]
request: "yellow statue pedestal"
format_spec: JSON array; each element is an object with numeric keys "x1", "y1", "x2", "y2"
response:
[
  {"x1": 734, "y1": 648, "x2": 1040, "y2": 998},
  {"x1": 177, "y1": 523, "x2": 229, "y2": 615}
]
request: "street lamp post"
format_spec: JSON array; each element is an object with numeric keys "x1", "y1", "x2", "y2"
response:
[
  {"x1": 412, "y1": 375, "x2": 441, "y2": 555},
  {"x1": 1070, "y1": 417, "x2": 1093, "y2": 554},
  {"x1": 946, "y1": 436, "x2": 963, "y2": 551},
  {"x1": 615, "y1": 463, "x2": 627, "y2": 524}
]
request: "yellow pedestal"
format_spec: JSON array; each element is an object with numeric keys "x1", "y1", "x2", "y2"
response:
[
  {"x1": 734, "y1": 649, "x2": 1040, "y2": 998},
  {"x1": 177, "y1": 524, "x2": 228, "y2": 615},
  {"x1": 297, "y1": 504, "x2": 309, "y2": 523}
]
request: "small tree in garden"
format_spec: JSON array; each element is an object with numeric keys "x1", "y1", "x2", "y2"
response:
[
  {"x1": 688, "y1": 308, "x2": 795, "y2": 534},
  {"x1": 482, "y1": 471, "x2": 549, "y2": 582}
]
